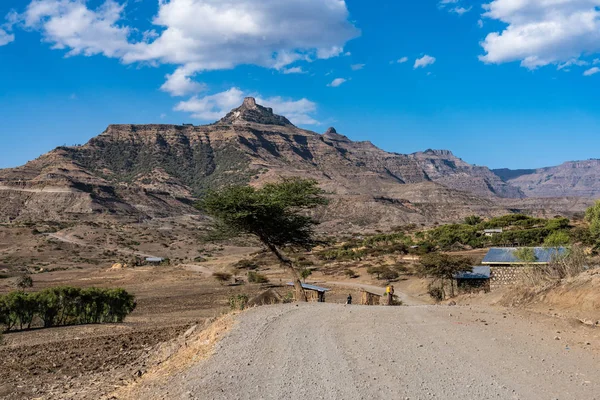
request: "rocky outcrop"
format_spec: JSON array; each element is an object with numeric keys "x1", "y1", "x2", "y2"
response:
[{"x1": 218, "y1": 97, "x2": 293, "y2": 126}]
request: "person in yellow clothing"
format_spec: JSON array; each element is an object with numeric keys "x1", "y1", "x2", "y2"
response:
[{"x1": 386, "y1": 285, "x2": 395, "y2": 306}]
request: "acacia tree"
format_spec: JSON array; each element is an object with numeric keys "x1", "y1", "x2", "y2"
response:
[
  {"x1": 417, "y1": 253, "x2": 473, "y2": 299},
  {"x1": 585, "y1": 200, "x2": 600, "y2": 247},
  {"x1": 199, "y1": 178, "x2": 328, "y2": 302}
]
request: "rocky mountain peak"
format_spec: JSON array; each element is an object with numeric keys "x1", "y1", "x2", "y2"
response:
[
  {"x1": 243, "y1": 97, "x2": 257, "y2": 108},
  {"x1": 423, "y1": 149, "x2": 454, "y2": 157},
  {"x1": 323, "y1": 126, "x2": 350, "y2": 142},
  {"x1": 218, "y1": 97, "x2": 294, "y2": 126}
]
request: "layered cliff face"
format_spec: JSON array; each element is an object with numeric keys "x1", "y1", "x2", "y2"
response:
[
  {"x1": 0, "y1": 97, "x2": 529, "y2": 227},
  {"x1": 495, "y1": 160, "x2": 600, "y2": 198}
]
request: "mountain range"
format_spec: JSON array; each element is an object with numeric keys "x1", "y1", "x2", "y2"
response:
[{"x1": 0, "y1": 97, "x2": 597, "y2": 230}]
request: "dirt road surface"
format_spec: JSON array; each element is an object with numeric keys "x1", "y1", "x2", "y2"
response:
[{"x1": 132, "y1": 303, "x2": 600, "y2": 400}]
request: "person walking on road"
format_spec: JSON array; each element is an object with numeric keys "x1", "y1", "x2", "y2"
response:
[
  {"x1": 346, "y1": 294, "x2": 352, "y2": 305},
  {"x1": 386, "y1": 285, "x2": 395, "y2": 306}
]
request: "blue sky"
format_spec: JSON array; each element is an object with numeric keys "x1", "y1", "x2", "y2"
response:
[{"x1": 1, "y1": 0, "x2": 600, "y2": 170}]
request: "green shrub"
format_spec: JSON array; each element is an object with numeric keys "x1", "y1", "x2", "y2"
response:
[
  {"x1": 229, "y1": 294, "x2": 249, "y2": 310},
  {"x1": 464, "y1": 215, "x2": 482, "y2": 226},
  {"x1": 544, "y1": 231, "x2": 571, "y2": 247},
  {"x1": 318, "y1": 248, "x2": 366, "y2": 261},
  {"x1": 380, "y1": 269, "x2": 399, "y2": 281},
  {"x1": 367, "y1": 266, "x2": 398, "y2": 281},
  {"x1": 514, "y1": 247, "x2": 537, "y2": 262},
  {"x1": 248, "y1": 271, "x2": 269, "y2": 284},
  {"x1": 344, "y1": 269, "x2": 358, "y2": 278}
]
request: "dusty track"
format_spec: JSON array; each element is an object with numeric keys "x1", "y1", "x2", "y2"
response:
[{"x1": 131, "y1": 303, "x2": 600, "y2": 399}]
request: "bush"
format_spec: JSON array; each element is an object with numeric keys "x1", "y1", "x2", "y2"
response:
[
  {"x1": 318, "y1": 248, "x2": 366, "y2": 261},
  {"x1": 248, "y1": 271, "x2": 269, "y2": 284},
  {"x1": 367, "y1": 266, "x2": 386, "y2": 279},
  {"x1": 544, "y1": 231, "x2": 571, "y2": 247},
  {"x1": 531, "y1": 246, "x2": 588, "y2": 282},
  {"x1": 427, "y1": 284, "x2": 444, "y2": 302},
  {"x1": 213, "y1": 272, "x2": 233, "y2": 284},
  {"x1": 344, "y1": 268, "x2": 358, "y2": 278},
  {"x1": 235, "y1": 259, "x2": 259, "y2": 270},
  {"x1": 15, "y1": 275, "x2": 33, "y2": 290},
  {"x1": 367, "y1": 266, "x2": 398, "y2": 281},
  {"x1": 0, "y1": 286, "x2": 135, "y2": 332},
  {"x1": 380, "y1": 269, "x2": 399, "y2": 281},
  {"x1": 464, "y1": 215, "x2": 482, "y2": 226},
  {"x1": 514, "y1": 247, "x2": 537, "y2": 262},
  {"x1": 229, "y1": 294, "x2": 249, "y2": 310}
]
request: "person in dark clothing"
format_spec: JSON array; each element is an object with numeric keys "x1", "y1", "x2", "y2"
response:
[{"x1": 346, "y1": 294, "x2": 352, "y2": 305}]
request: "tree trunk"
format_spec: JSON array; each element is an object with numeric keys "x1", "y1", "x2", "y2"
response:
[{"x1": 264, "y1": 242, "x2": 308, "y2": 302}]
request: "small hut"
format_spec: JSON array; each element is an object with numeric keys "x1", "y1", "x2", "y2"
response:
[
  {"x1": 455, "y1": 266, "x2": 491, "y2": 293},
  {"x1": 287, "y1": 283, "x2": 330, "y2": 302},
  {"x1": 145, "y1": 257, "x2": 165, "y2": 265},
  {"x1": 360, "y1": 289, "x2": 382, "y2": 305}
]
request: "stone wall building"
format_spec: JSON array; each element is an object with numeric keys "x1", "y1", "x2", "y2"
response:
[{"x1": 481, "y1": 247, "x2": 566, "y2": 290}]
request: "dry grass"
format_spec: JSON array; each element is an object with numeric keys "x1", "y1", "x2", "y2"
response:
[
  {"x1": 522, "y1": 246, "x2": 592, "y2": 288},
  {"x1": 111, "y1": 312, "x2": 238, "y2": 400}
]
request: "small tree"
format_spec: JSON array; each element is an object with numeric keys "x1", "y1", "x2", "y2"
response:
[
  {"x1": 418, "y1": 253, "x2": 473, "y2": 299},
  {"x1": 199, "y1": 178, "x2": 327, "y2": 302},
  {"x1": 366, "y1": 266, "x2": 386, "y2": 280},
  {"x1": 585, "y1": 201, "x2": 600, "y2": 246},
  {"x1": 543, "y1": 231, "x2": 570, "y2": 247},
  {"x1": 300, "y1": 268, "x2": 312, "y2": 283},
  {"x1": 514, "y1": 247, "x2": 537, "y2": 262}
]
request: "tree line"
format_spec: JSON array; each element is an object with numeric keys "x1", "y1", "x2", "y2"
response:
[{"x1": 0, "y1": 287, "x2": 136, "y2": 332}]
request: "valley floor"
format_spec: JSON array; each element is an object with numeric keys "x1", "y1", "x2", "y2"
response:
[{"x1": 124, "y1": 303, "x2": 600, "y2": 400}]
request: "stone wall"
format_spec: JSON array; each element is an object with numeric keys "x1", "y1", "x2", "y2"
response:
[{"x1": 490, "y1": 266, "x2": 532, "y2": 290}]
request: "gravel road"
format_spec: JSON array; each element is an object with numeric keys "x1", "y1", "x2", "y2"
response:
[{"x1": 137, "y1": 303, "x2": 600, "y2": 400}]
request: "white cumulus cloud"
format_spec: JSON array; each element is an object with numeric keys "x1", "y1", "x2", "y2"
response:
[
  {"x1": 327, "y1": 78, "x2": 347, "y2": 87},
  {"x1": 351, "y1": 63, "x2": 365, "y2": 70},
  {"x1": 584, "y1": 67, "x2": 600, "y2": 76},
  {"x1": 17, "y1": 0, "x2": 359, "y2": 95},
  {"x1": 0, "y1": 28, "x2": 14, "y2": 46},
  {"x1": 414, "y1": 55, "x2": 436, "y2": 69},
  {"x1": 397, "y1": 56, "x2": 409, "y2": 63},
  {"x1": 160, "y1": 66, "x2": 207, "y2": 97},
  {"x1": 480, "y1": 0, "x2": 600, "y2": 69},
  {"x1": 23, "y1": 0, "x2": 132, "y2": 57},
  {"x1": 174, "y1": 88, "x2": 318, "y2": 125}
]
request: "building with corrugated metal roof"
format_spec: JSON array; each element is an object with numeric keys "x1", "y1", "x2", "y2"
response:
[
  {"x1": 481, "y1": 247, "x2": 566, "y2": 290},
  {"x1": 286, "y1": 282, "x2": 330, "y2": 302},
  {"x1": 454, "y1": 266, "x2": 491, "y2": 293}
]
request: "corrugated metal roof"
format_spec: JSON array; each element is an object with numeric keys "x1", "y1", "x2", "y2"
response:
[
  {"x1": 455, "y1": 266, "x2": 491, "y2": 279},
  {"x1": 145, "y1": 257, "x2": 164, "y2": 262},
  {"x1": 286, "y1": 282, "x2": 330, "y2": 292},
  {"x1": 482, "y1": 247, "x2": 566, "y2": 264}
]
